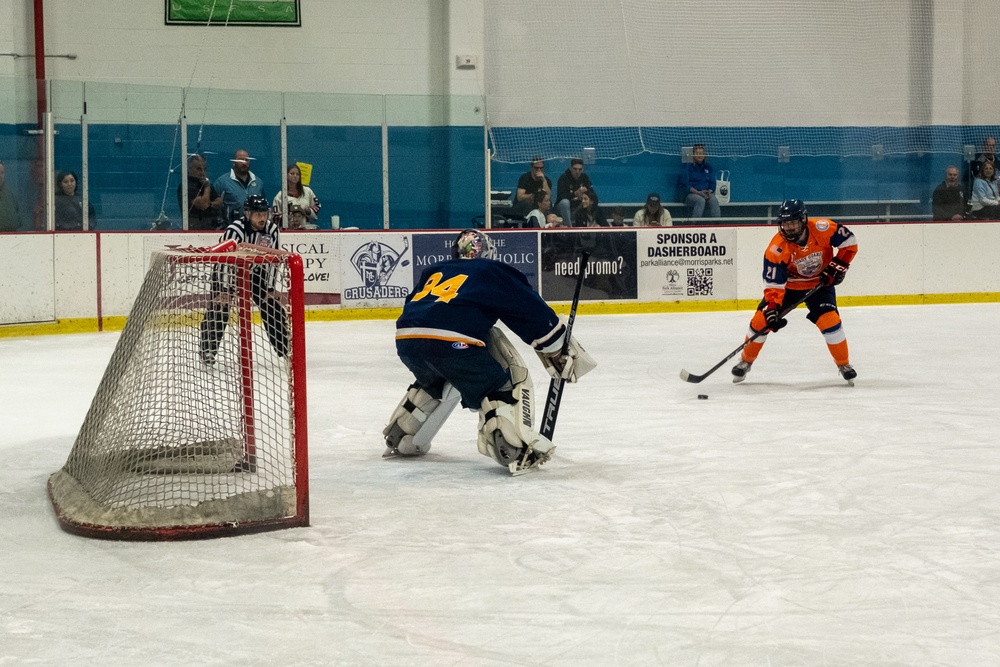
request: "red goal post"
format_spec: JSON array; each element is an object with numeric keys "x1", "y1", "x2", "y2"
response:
[{"x1": 48, "y1": 242, "x2": 309, "y2": 540}]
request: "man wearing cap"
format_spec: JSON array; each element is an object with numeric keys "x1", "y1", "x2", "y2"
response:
[
  {"x1": 213, "y1": 149, "x2": 266, "y2": 225},
  {"x1": 633, "y1": 193, "x2": 672, "y2": 227}
]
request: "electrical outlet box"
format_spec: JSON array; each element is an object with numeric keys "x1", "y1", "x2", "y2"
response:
[{"x1": 456, "y1": 54, "x2": 478, "y2": 69}]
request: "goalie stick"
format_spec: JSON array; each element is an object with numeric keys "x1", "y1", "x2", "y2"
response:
[
  {"x1": 679, "y1": 284, "x2": 823, "y2": 384},
  {"x1": 539, "y1": 251, "x2": 590, "y2": 441}
]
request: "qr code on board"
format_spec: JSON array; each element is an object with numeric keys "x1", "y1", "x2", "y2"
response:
[{"x1": 686, "y1": 267, "x2": 713, "y2": 296}]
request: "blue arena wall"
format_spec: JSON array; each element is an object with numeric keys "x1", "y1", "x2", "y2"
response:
[{"x1": 0, "y1": 122, "x2": 989, "y2": 230}]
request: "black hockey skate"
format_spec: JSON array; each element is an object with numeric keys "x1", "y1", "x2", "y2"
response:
[{"x1": 732, "y1": 360, "x2": 752, "y2": 384}]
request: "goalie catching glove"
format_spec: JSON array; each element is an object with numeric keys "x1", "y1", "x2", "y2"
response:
[
  {"x1": 821, "y1": 256, "x2": 850, "y2": 286},
  {"x1": 534, "y1": 324, "x2": 596, "y2": 383}
]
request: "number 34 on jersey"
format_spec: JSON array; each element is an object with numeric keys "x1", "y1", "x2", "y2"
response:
[{"x1": 411, "y1": 272, "x2": 469, "y2": 303}]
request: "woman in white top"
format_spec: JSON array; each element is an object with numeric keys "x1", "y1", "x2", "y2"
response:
[
  {"x1": 526, "y1": 190, "x2": 564, "y2": 228},
  {"x1": 272, "y1": 163, "x2": 321, "y2": 229},
  {"x1": 971, "y1": 161, "x2": 1000, "y2": 219},
  {"x1": 632, "y1": 192, "x2": 672, "y2": 227}
]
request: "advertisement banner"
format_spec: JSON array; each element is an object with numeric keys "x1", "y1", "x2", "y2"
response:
[
  {"x1": 339, "y1": 233, "x2": 413, "y2": 308},
  {"x1": 282, "y1": 237, "x2": 337, "y2": 290},
  {"x1": 539, "y1": 230, "x2": 637, "y2": 301},
  {"x1": 636, "y1": 228, "x2": 738, "y2": 301},
  {"x1": 410, "y1": 230, "x2": 539, "y2": 291}
]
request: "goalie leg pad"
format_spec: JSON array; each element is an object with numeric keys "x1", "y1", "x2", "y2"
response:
[
  {"x1": 477, "y1": 390, "x2": 555, "y2": 468},
  {"x1": 383, "y1": 383, "x2": 459, "y2": 456},
  {"x1": 474, "y1": 328, "x2": 555, "y2": 469}
]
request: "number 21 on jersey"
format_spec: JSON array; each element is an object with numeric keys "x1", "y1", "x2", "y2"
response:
[{"x1": 411, "y1": 272, "x2": 468, "y2": 303}]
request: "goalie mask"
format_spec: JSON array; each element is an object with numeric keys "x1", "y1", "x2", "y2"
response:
[
  {"x1": 452, "y1": 229, "x2": 496, "y2": 260},
  {"x1": 776, "y1": 199, "x2": 808, "y2": 244}
]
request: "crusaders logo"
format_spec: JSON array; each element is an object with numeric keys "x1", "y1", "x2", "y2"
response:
[{"x1": 343, "y1": 238, "x2": 411, "y2": 300}]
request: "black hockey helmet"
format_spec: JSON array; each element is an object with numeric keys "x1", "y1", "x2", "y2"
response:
[
  {"x1": 776, "y1": 199, "x2": 808, "y2": 243},
  {"x1": 244, "y1": 194, "x2": 270, "y2": 213},
  {"x1": 452, "y1": 228, "x2": 496, "y2": 260}
]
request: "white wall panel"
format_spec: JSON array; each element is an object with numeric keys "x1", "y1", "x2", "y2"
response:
[
  {"x1": 53, "y1": 233, "x2": 97, "y2": 319},
  {"x1": 0, "y1": 234, "x2": 54, "y2": 324},
  {"x1": 37, "y1": 0, "x2": 486, "y2": 98}
]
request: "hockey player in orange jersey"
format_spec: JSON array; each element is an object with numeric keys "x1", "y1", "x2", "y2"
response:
[{"x1": 732, "y1": 199, "x2": 859, "y2": 384}]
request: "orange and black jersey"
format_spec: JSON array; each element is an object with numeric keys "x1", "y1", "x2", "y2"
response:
[{"x1": 762, "y1": 217, "x2": 858, "y2": 304}]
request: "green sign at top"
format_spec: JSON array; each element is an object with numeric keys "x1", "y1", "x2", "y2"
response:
[{"x1": 166, "y1": 0, "x2": 301, "y2": 26}]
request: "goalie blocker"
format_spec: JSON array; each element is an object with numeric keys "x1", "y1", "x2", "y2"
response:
[{"x1": 385, "y1": 228, "x2": 595, "y2": 474}]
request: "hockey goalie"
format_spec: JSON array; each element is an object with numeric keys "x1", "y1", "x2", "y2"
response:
[{"x1": 382, "y1": 228, "x2": 596, "y2": 475}]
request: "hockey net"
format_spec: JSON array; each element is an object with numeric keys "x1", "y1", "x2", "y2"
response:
[{"x1": 48, "y1": 242, "x2": 309, "y2": 540}]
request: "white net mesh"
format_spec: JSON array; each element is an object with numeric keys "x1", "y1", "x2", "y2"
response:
[
  {"x1": 485, "y1": 0, "x2": 1000, "y2": 162},
  {"x1": 48, "y1": 245, "x2": 307, "y2": 539}
]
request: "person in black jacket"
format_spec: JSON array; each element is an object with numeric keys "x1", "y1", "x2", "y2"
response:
[
  {"x1": 931, "y1": 166, "x2": 966, "y2": 221},
  {"x1": 555, "y1": 158, "x2": 593, "y2": 224}
]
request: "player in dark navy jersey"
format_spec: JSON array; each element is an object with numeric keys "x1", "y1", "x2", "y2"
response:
[
  {"x1": 199, "y1": 194, "x2": 289, "y2": 365},
  {"x1": 384, "y1": 228, "x2": 595, "y2": 474}
]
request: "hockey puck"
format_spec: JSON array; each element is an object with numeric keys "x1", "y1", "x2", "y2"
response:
[{"x1": 697, "y1": 394, "x2": 708, "y2": 400}]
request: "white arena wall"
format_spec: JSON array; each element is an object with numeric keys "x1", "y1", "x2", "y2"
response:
[
  {"x1": 2, "y1": 222, "x2": 998, "y2": 337},
  {"x1": 3, "y1": 0, "x2": 997, "y2": 126},
  {"x1": 1, "y1": 0, "x2": 486, "y2": 101}
]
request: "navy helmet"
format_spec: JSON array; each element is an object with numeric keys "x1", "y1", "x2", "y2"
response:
[
  {"x1": 243, "y1": 194, "x2": 270, "y2": 213},
  {"x1": 776, "y1": 199, "x2": 808, "y2": 242},
  {"x1": 776, "y1": 199, "x2": 807, "y2": 224}
]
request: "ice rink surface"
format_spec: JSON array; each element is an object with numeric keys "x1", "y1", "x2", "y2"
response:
[{"x1": 2, "y1": 303, "x2": 999, "y2": 666}]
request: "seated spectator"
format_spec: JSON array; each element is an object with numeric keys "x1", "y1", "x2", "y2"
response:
[
  {"x1": 970, "y1": 161, "x2": 1000, "y2": 219},
  {"x1": 971, "y1": 136, "x2": 998, "y2": 181},
  {"x1": 680, "y1": 144, "x2": 721, "y2": 218},
  {"x1": 931, "y1": 165, "x2": 966, "y2": 221},
  {"x1": 572, "y1": 189, "x2": 606, "y2": 227},
  {"x1": 609, "y1": 206, "x2": 627, "y2": 227},
  {"x1": 0, "y1": 160, "x2": 22, "y2": 232},
  {"x1": 525, "y1": 190, "x2": 563, "y2": 228},
  {"x1": 54, "y1": 170, "x2": 96, "y2": 230},
  {"x1": 272, "y1": 163, "x2": 321, "y2": 229},
  {"x1": 511, "y1": 157, "x2": 551, "y2": 218},
  {"x1": 633, "y1": 192, "x2": 673, "y2": 227},
  {"x1": 555, "y1": 158, "x2": 593, "y2": 224},
  {"x1": 178, "y1": 154, "x2": 224, "y2": 230}
]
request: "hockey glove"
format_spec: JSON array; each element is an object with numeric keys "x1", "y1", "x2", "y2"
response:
[
  {"x1": 537, "y1": 336, "x2": 597, "y2": 383},
  {"x1": 821, "y1": 257, "x2": 850, "y2": 286},
  {"x1": 763, "y1": 302, "x2": 787, "y2": 332}
]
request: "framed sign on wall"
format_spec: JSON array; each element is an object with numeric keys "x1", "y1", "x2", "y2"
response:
[{"x1": 166, "y1": 0, "x2": 301, "y2": 27}]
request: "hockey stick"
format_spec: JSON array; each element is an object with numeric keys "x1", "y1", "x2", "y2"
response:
[
  {"x1": 539, "y1": 251, "x2": 590, "y2": 441},
  {"x1": 679, "y1": 284, "x2": 824, "y2": 384}
]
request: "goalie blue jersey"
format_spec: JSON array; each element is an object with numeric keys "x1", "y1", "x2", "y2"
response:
[{"x1": 396, "y1": 258, "x2": 563, "y2": 353}]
